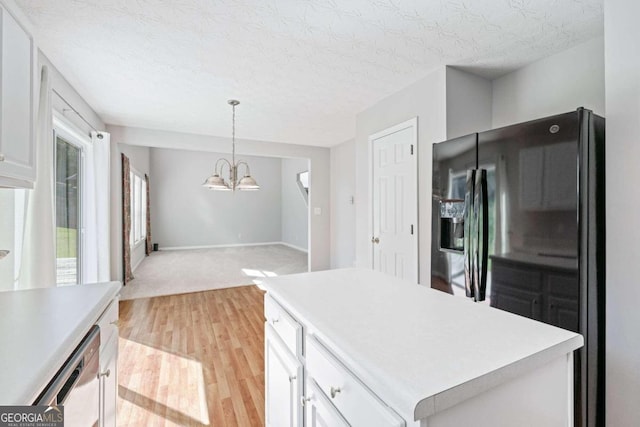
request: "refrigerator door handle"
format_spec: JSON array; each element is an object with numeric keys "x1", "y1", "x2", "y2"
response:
[
  {"x1": 474, "y1": 169, "x2": 489, "y2": 302},
  {"x1": 463, "y1": 169, "x2": 476, "y2": 298}
]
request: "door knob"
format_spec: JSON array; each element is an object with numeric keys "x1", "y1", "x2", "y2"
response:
[
  {"x1": 371, "y1": 237, "x2": 380, "y2": 244},
  {"x1": 330, "y1": 386, "x2": 341, "y2": 398}
]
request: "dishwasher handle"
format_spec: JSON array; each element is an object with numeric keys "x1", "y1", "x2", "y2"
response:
[{"x1": 34, "y1": 326, "x2": 100, "y2": 405}]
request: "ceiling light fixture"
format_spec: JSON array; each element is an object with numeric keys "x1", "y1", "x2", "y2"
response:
[{"x1": 202, "y1": 100, "x2": 259, "y2": 191}]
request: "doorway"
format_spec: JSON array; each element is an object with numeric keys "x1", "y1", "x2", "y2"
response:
[{"x1": 370, "y1": 118, "x2": 418, "y2": 283}]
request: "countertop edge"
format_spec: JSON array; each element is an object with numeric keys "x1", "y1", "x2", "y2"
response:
[
  {"x1": 413, "y1": 334, "x2": 584, "y2": 420},
  {"x1": 21, "y1": 282, "x2": 121, "y2": 405}
]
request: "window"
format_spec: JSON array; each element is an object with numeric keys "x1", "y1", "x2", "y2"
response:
[
  {"x1": 130, "y1": 169, "x2": 147, "y2": 247},
  {"x1": 55, "y1": 135, "x2": 83, "y2": 285},
  {"x1": 296, "y1": 170, "x2": 309, "y2": 205}
]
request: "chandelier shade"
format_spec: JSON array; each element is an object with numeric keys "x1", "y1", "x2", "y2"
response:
[{"x1": 202, "y1": 173, "x2": 231, "y2": 190}]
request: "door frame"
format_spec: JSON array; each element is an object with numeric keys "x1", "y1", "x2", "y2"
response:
[
  {"x1": 53, "y1": 111, "x2": 92, "y2": 284},
  {"x1": 368, "y1": 117, "x2": 419, "y2": 282}
]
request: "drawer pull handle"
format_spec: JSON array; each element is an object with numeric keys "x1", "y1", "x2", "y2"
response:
[
  {"x1": 288, "y1": 375, "x2": 296, "y2": 383},
  {"x1": 98, "y1": 369, "x2": 111, "y2": 378},
  {"x1": 301, "y1": 396, "x2": 311, "y2": 406},
  {"x1": 271, "y1": 318, "x2": 280, "y2": 324},
  {"x1": 330, "y1": 386, "x2": 341, "y2": 399}
]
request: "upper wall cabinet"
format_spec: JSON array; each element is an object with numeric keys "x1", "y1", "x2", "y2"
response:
[
  {"x1": 0, "y1": 2, "x2": 36, "y2": 188},
  {"x1": 519, "y1": 142, "x2": 577, "y2": 211}
]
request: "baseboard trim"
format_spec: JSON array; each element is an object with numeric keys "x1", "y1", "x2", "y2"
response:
[
  {"x1": 159, "y1": 242, "x2": 284, "y2": 251},
  {"x1": 279, "y1": 241, "x2": 309, "y2": 254},
  {"x1": 158, "y1": 241, "x2": 309, "y2": 253},
  {"x1": 131, "y1": 255, "x2": 145, "y2": 272}
]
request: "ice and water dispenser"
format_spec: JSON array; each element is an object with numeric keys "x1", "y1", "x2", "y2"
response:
[{"x1": 439, "y1": 199, "x2": 465, "y2": 252}]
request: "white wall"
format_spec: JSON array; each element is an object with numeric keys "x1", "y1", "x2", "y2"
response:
[
  {"x1": 150, "y1": 148, "x2": 283, "y2": 248},
  {"x1": 330, "y1": 139, "x2": 356, "y2": 268},
  {"x1": 604, "y1": 1, "x2": 640, "y2": 424},
  {"x1": 354, "y1": 66, "x2": 492, "y2": 283},
  {"x1": 492, "y1": 37, "x2": 605, "y2": 128},
  {"x1": 446, "y1": 67, "x2": 493, "y2": 138},
  {"x1": 41, "y1": 53, "x2": 105, "y2": 136},
  {"x1": 107, "y1": 125, "x2": 330, "y2": 271},
  {"x1": 109, "y1": 143, "x2": 150, "y2": 279},
  {"x1": 281, "y1": 157, "x2": 309, "y2": 252},
  {"x1": 355, "y1": 66, "x2": 447, "y2": 283}
]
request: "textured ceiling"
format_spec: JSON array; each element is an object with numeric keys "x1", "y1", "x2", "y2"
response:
[{"x1": 16, "y1": 0, "x2": 603, "y2": 147}]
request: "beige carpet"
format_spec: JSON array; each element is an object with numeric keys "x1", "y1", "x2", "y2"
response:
[{"x1": 120, "y1": 244, "x2": 308, "y2": 300}]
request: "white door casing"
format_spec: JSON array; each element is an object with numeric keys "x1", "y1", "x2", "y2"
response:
[{"x1": 370, "y1": 118, "x2": 418, "y2": 283}]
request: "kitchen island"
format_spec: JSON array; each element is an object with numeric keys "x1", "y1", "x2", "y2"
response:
[
  {"x1": 262, "y1": 268, "x2": 583, "y2": 427},
  {"x1": 0, "y1": 281, "x2": 121, "y2": 425}
]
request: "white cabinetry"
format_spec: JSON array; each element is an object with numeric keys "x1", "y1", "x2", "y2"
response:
[
  {"x1": 264, "y1": 294, "x2": 406, "y2": 427},
  {"x1": 265, "y1": 325, "x2": 303, "y2": 427},
  {"x1": 0, "y1": 2, "x2": 36, "y2": 188},
  {"x1": 99, "y1": 335, "x2": 118, "y2": 427},
  {"x1": 305, "y1": 335, "x2": 405, "y2": 427},
  {"x1": 96, "y1": 298, "x2": 119, "y2": 427},
  {"x1": 305, "y1": 378, "x2": 349, "y2": 427}
]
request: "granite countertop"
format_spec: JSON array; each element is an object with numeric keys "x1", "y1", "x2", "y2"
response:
[
  {"x1": 0, "y1": 282, "x2": 121, "y2": 404},
  {"x1": 262, "y1": 268, "x2": 583, "y2": 421}
]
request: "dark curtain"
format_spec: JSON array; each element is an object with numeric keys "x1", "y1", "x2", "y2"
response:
[
  {"x1": 145, "y1": 174, "x2": 152, "y2": 255},
  {"x1": 122, "y1": 154, "x2": 134, "y2": 284}
]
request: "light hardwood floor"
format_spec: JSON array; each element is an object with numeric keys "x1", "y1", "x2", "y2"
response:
[{"x1": 117, "y1": 285, "x2": 266, "y2": 427}]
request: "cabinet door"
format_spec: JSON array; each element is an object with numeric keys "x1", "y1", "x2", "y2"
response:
[
  {"x1": 519, "y1": 146, "x2": 544, "y2": 210},
  {"x1": 99, "y1": 333, "x2": 118, "y2": 427},
  {"x1": 546, "y1": 272, "x2": 579, "y2": 332},
  {"x1": 547, "y1": 295, "x2": 579, "y2": 333},
  {"x1": 265, "y1": 325, "x2": 303, "y2": 427},
  {"x1": 305, "y1": 378, "x2": 349, "y2": 427},
  {"x1": 0, "y1": 6, "x2": 35, "y2": 186},
  {"x1": 492, "y1": 286, "x2": 543, "y2": 321},
  {"x1": 543, "y1": 142, "x2": 577, "y2": 210}
]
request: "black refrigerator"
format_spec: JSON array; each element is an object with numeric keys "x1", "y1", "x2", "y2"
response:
[{"x1": 431, "y1": 108, "x2": 605, "y2": 427}]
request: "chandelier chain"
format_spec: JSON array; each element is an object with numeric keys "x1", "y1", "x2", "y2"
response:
[{"x1": 232, "y1": 102, "x2": 236, "y2": 165}]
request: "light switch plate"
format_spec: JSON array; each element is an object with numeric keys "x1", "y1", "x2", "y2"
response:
[{"x1": 314, "y1": 207, "x2": 322, "y2": 215}]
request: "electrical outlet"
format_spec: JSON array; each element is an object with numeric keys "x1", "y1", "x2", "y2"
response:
[{"x1": 314, "y1": 207, "x2": 322, "y2": 216}]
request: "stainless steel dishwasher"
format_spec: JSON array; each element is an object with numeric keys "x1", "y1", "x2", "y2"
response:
[{"x1": 35, "y1": 325, "x2": 100, "y2": 427}]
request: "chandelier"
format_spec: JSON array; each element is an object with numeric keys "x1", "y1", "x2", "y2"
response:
[{"x1": 202, "y1": 100, "x2": 259, "y2": 191}]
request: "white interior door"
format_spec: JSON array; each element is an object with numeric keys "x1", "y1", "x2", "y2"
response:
[{"x1": 371, "y1": 118, "x2": 418, "y2": 283}]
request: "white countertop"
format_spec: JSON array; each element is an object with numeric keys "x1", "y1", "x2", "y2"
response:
[
  {"x1": 0, "y1": 282, "x2": 121, "y2": 405},
  {"x1": 263, "y1": 268, "x2": 583, "y2": 421}
]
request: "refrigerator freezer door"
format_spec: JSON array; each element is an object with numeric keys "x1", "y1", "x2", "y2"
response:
[{"x1": 431, "y1": 133, "x2": 477, "y2": 296}]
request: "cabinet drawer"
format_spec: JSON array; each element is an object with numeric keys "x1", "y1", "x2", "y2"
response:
[
  {"x1": 96, "y1": 299, "x2": 119, "y2": 351},
  {"x1": 492, "y1": 263, "x2": 542, "y2": 291},
  {"x1": 305, "y1": 377, "x2": 349, "y2": 427},
  {"x1": 264, "y1": 295, "x2": 302, "y2": 358},
  {"x1": 546, "y1": 272, "x2": 579, "y2": 299},
  {"x1": 305, "y1": 335, "x2": 405, "y2": 427},
  {"x1": 491, "y1": 286, "x2": 543, "y2": 321}
]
